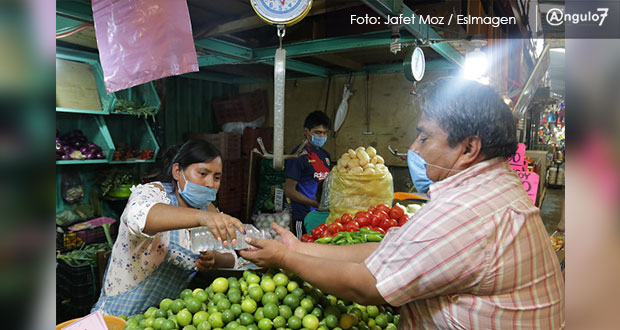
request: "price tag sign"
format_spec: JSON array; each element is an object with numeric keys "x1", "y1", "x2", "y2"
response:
[
  {"x1": 516, "y1": 170, "x2": 539, "y2": 204},
  {"x1": 509, "y1": 143, "x2": 527, "y2": 172},
  {"x1": 61, "y1": 310, "x2": 108, "y2": 330}
]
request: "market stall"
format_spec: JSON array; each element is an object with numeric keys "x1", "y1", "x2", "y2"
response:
[{"x1": 55, "y1": 0, "x2": 565, "y2": 328}]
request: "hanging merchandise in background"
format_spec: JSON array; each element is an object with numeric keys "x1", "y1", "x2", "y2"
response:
[{"x1": 92, "y1": 0, "x2": 198, "y2": 93}]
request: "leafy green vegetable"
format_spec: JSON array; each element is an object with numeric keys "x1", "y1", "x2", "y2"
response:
[{"x1": 114, "y1": 99, "x2": 157, "y2": 121}]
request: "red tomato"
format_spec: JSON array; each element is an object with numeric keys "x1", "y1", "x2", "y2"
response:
[
  {"x1": 341, "y1": 213, "x2": 353, "y2": 224},
  {"x1": 398, "y1": 215, "x2": 409, "y2": 226},
  {"x1": 345, "y1": 221, "x2": 360, "y2": 232},
  {"x1": 369, "y1": 214, "x2": 381, "y2": 228},
  {"x1": 301, "y1": 234, "x2": 314, "y2": 242},
  {"x1": 354, "y1": 211, "x2": 367, "y2": 218},
  {"x1": 368, "y1": 206, "x2": 377, "y2": 213},
  {"x1": 325, "y1": 229, "x2": 337, "y2": 237},
  {"x1": 355, "y1": 214, "x2": 370, "y2": 227},
  {"x1": 389, "y1": 206, "x2": 405, "y2": 220},
  {"x1": 375, "y1": 210, "x2": 389, "y2": 222},
  {"x1": 311, "y1": 226, "x2": 323, "y2": 240},
  {"x1": 362, "y1": 226, "x2": 373, "y2": 231},
  {"x1": 376, "y1": 204, "x2": 391, "y2": 214},
  {"x1": 374, "y1": 227, "x2": 386, "y2": 234},
  {"x1": 330, "y1": 222, "x2": 344, "y2": 233},
  {"x1": 318, "y1": 223, "x2": 328, "y2": 231},
  {"x1": 379, "y1": 218, "x2": 398, "y2": 231}
]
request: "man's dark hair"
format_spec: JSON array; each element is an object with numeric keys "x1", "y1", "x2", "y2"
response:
[
  {"x1": 419, "y1": 78, "x2": 518, "y2": 159},
  {"x1": 304, "y1": 111, "x2": 331, "y2": 130}
]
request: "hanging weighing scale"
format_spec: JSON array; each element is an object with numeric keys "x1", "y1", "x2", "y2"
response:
[
  {"x1": 403, "y1": 47, "x2": 426, "y2": 94},
  {"x1": 250, "y1": 0, "x2": 313, "y2": 170}
]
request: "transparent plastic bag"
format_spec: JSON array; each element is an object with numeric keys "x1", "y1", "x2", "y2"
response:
[
  {"x1": 92, "y1": 0, "x2": 199, "y2": 93},
  {"x1": 190, "y1": 224, "x2": 271, "y2": 252},
  {"x1": 326, "y1": 170, "x2": 394, "y2": 224},
  {"x1": 61, "y1": 171, "x2": 84, "y2": 204},
  {"x1": 318, "y1": 172, "x2": 332, "y2": 210},
  {"x1": 252, "y1": 210, "x2": 291, "y2": 239}
]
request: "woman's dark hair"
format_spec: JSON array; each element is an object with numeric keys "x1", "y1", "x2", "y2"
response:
[
  {"x1": 157, "y1": 139, "x2": 222, "y2": 182},
  {"x1": 304, "y1": 111, "x2": 331, "y2": 130}
]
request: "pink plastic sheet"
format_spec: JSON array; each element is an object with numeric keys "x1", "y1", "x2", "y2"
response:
[{"x1": 92, "y1": 0, "x2": 198, "y2": 93}]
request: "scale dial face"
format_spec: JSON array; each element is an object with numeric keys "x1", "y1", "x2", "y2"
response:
[
  {"x1": 404, "y1": 47, "x2": 426, "y2": 82},
  {"x1": 250, "y1": 0, "x2": 313, "y2": 26}
]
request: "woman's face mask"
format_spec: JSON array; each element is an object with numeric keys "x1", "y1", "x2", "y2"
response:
[{"x1": 178, "y1": 170, "x2": 218, "y2": 209}]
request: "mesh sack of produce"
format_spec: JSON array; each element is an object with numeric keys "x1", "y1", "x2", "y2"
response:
[{"x1": 326, "y1": 170, "x2": 393, "y2": 224}]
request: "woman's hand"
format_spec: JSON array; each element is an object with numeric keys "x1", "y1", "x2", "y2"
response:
[
  {"x1": 271, "y1": 222, "x2": 300, "y2": 252},
  {"x1": 239, "y1": 237, "x2": 288, "y2": 269},
  {"x1": 195, "y1": 251, "x2": 216, "y2": 272},
  {"x1": 199, "y1": 211, "x2": 245, "y2": 247}
]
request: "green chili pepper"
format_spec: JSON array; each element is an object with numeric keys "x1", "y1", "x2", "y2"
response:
[
  {"x1": 365, "y1": 234, "x2": 383, "y2": 242},
  {"x1": 314, "y1": 237, "x2": 333, "y2": 244}
]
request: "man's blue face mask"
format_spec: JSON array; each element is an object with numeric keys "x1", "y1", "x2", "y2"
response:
[
  {"x1": 310, "y1": 135, "x2": 327, "y2": 147},
  {"x1": 178, "y1": 170, "x2": 218, "y2": 209},
  {"x1": 407, "y1": 150, "x2": 462, "y2": 193}
]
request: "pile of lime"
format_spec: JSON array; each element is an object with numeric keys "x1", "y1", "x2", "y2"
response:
[{"x1": 120, "y1": 270, "x2": 399, "y2": 330}]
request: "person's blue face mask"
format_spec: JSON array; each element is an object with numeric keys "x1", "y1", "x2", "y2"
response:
[
  {"x1": 407, "y1": 150, "x2": 462, "y2": 193},
  {"x1": 407, "y1": 150, "x2": 434, "y2": 193},
  {"x1": 178, "y1": 171, "x2": 218, "y2": 209},
  {"x1": 310, "y1": 135, "x2": 327, "y2": 147}
]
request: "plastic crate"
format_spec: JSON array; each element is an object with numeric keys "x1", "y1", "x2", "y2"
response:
[
  {"x1": 56, "y1": 47, "x2": 116, "y2": 115},
  {"x1": 188, "y1": 132, "x2": 241, "y2": 160},
  {"x1": 212, "y1": 90, "x2": 267, "y2": 124},
  {"x1": 74, "y1": 222, "x2": 119, "y2": 245},
  {"x1": 56, "y1": 113, "x2": 116, "y2": 165},
  {"x1": 57, "y1": 259, "x2": 98, "y2": 287},
  {"x1": 112, "y1": 82, "x2": 161, "y2": 117},
  {"x1": 242, "y1": 127, "x2": 274, "y2": 156},
  {"x1": 106, "y1": 116, "x2": 159, "y2": 163}
]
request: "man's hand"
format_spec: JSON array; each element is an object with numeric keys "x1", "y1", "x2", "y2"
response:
[
  {"x1": 195, "y1": 251, "x2": 216, "y2": 272},
  {"x1": 240, "y1": 236, "x2": 288, "y2": 269},
  {"x1": 272, "y1": 222, "x2": 300, "y2": 252}
]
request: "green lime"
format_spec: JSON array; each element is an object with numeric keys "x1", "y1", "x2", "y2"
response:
[
  {"x1": 208, "y1": 312, "x2": 224, "y2": 328},
  {"x1": 222, "y1": 309, "x2": 235, "y2": 324},
  {"x1": 171, "y1": 299, "x2": 186, "y2": 314},
  {"x1": 212, "y1": 277, "x2": 229, "y2": 293},
  {"x1": 339, "y1": 314, "x2": 358, "y2": 330},
  {"x1": 193, "y1": 311, "x2": 209, "y2": 326},
  {"x1": 213, "y1": 293, "x2": 227, "y2": 303},
  {"x1": 183, "y1": 326, "x2": 198, "y2": 330},
  {"x1": 294, "y1": 306, "x2": 307, "y2": 319},
  {"x1": 283, "y1": 294, "x2": 300, "y2": 309},
  {"x1": 384, "y1": 324, "x2": 396, "y2": 330},
  {"x1": 273, "y1": 316, "x2": 287, "y2": 328},
  {"x1": 262, "y1": 292, "x2": 279, "y2": 306},
  {"x1": 261, "y1": 278, "x2": 276, "y2": 293},
  {"x1": 241, "y1": 299, "x2": 258, "y2": 314},
  {"x1": 374, "y1": 315, "x2": 387, "y2": 329},
  {"x1": 302, "y1": 315, "x2": 320, "y2": 330},
  {"x1": 286, "y1": 281, "x2": 299, "y2": 292},
  {"x1": 228, "y1": 290, "x2": 242, "y2": 304},
  {"x1": 217, "y1": 299, "x2": 231, "y2": 311},
  {"x1": 226, "y1": 321, "x2": 240, "y2": 330},
  {"x1": 287, "y1": 316, "x2": 302, "y2": 330},
  {"x1": 197, "y1": 321, "x2": 212, "y2": 330},
  {"x1": 153, "y1": 317, "x2": 167, "y2": 330},
  {"x1": 254, "y1": 307, "x2": 265, "y2": 321},
  {"x1": 145, "y1": 307, "x2": 158, "y2": 319},
  {"x1": 291, "y1": 288, "x2": 305, "y2": 299},
  {"x1": 208, "y1": 306, "x2": 219, "y2": 315},
  {"x1": 310, "y1": 307, "x2": 322, "y2": 319},
  {"x1": 263, "y1": 303, "x2": 279, "y2": 320},
  {"x1": 300, "y1": 298, "x2": 313, "y2": 312},
  {"x1": 239, "y1": 312, "x2": 255, "y2": 326},
  {"x1": 162, "y1": 319, "x2": 177, "y2": 330},
  {"x1": 247, "y1": 324, "x2": 259, "y2": 330},
  {"x1": 258, "y1": 318, "x2": 273, "y2": 330},
  {"x1": 274, "y1": 286, "x2": 288, "y2": 300},
  {"x1": 141, "y1": 317, "x2": 154, "y2": 327},
  {"x1": 186, "y1": 298, "x2": 203, "y2": 314},
  {"x1": 248, "y1": 286, "x2": 264, "y2": 302},
  {"x1": 247, "y1": 274, "x2": 261, "y2": 285},
  {"x1": 325, "y1": 315, "x2": 338, "y2": 329},
  {"x1": 155, "y1": 309, "x2": 168, "y2": 319},
  {"x1": 349, "y1": 309, "x2": 363, "y2": 323},
  {"x1": 160, "y1": 298, "x2": 174, "y2": 311},
  {"x1": 177, "y1": 310, "x2": 193, "y2": 327},
  {"x1": 181, "y1": 288, "x2": 194, "y2": 300},
  {"x1": 272, "y1": 273, "x2": 289, "y2": 287},
  {"x1": 278, "y1": 305, "x2": 292, "y2": 319},
  {"x1": 230, "y1": 304, "x2": 242, "y2": 317}
]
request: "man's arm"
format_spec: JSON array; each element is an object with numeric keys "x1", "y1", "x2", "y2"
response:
[
  {"x1": 285, "y1": 178, "x2": 319, "y2": 208},
  {"x1": 240, "y1": 238, "x2": 387, "y2": 305}
]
